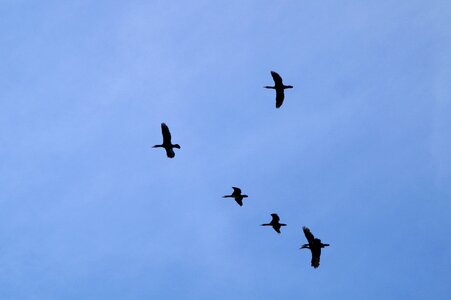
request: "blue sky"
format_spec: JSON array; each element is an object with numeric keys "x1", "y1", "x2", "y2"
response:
[{"x1": 1, "y1": 1, "x2": 450, "y2": 299}]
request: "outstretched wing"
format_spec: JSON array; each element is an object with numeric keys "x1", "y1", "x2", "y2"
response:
[
  {"x1": 165, "y1": 147, "x2": 175, "y2": 158},
  {"x1": 271, "y1": 71, "x2": 283, "y2": 86},
  {"x1": 273, "y1": 224, "x2": 281, "y2": 234},
  {"x1": 275, "y1": 89, "x2": 285, "y2": 108},
  {"x1": 235, "y1": 198, "x2": 243, "y2": 206},
  {"x1": 303, "y1": 226, "x2": 315, "y2": 243},
  {"x1": 161, "y1": 123, "x2": 172, "y2": 144},
  {"x1": 311, "y1": 248, "x2": 321, "y2": 268},
  {"x1": 232, "y1": 187, "x2": 242, "y2": 196},
  {"x1": 271, "y1": 213, "x2": 280, "y2": 223}
]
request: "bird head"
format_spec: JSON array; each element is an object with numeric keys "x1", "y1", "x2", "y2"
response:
[
  {"x1": 173, "y1": 144, "x2": 181, "y2": 149},
  {"x1": 300, "y1": 244, "x2": 309, "y2": 249}
]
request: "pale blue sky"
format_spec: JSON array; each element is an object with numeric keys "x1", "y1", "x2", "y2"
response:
[{"x1": 1, "y1": 1, "x2": 450, "y2": 299}]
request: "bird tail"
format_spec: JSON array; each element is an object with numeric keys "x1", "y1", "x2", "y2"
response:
[{"x1": 280, "y1": 223, "x2": 287, "y2": 226}]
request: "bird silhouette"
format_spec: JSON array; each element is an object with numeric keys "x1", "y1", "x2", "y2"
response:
[
  {"x1": 223, "y1": 187, "x2": 248, "y2": 206},
  {"x1": 264, "y1": 71, "x2": 293, "y2": 108},
  {"x1": 261, "y1": 213, "x2": 287, "y2": 233},
  {"x1": 153, "y1": 123, "x2": 180, "y2": 158},
  {"x1": 300, "y1": 226, "x2": 330, "y2": 268}
]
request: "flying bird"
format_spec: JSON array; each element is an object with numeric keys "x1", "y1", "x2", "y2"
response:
[
  {"x1": 264, "y1": 71, "x2": 293, "y2": 108},
  {"x1": 261, "y1": 213, "x2": 287, "y2": 234},
  {"x1": 223, "y1": 187, "x2": 248, "y2": 206},
  {"x1": 300, "y1": 226, "x2": 330, "y2": 268},
  {"x1": 153, "y1": 123, "x2": 181, "y2": 158}
]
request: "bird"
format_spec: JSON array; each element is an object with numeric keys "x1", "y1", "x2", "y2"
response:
[
  {"x1": 223, "y1": 187, "x2": 248, "y2": 206},
  {"x1": 261, "y1": 213, "x2": 287, "y2": 233},
  {"x1": 152, "y1": 123, "x2": 181, "y2": 158},
  {"x1": 300, "y1": 226, "x2": 330, "y2": 268},
  {"x1": 264, "y1": 71, "x2": 293, "y2": 108}
]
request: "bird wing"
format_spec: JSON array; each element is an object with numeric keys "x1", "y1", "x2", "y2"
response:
[
  {"x1": 165, "y1": 147, "x2": 175, "y2": 158},
  {"x1": 235, "y1": 198, "x2": 243, "y2": 206},
  {"x1": 271, "y1": 213, "x2": 280, "y2": 223},
  {"x1": 303, "y1": 226, "x2": 315, "y2": 243},
  {"x1": 161, "y1": 123, "x2": 172, "y2": 144},
  {"x1": 275, "y1": 89, "x2": 285, "y2": 108},
  {"x1": 311, "y1": 247, "x2": 321, "y2": 268},
  {"x1": 232, "y1": 187, "x2": 242, "y2": 196},
  {"x1": 273, "y1": 224, "x2": 281, "y2": 234},
  {"x1": 270, "y1": 71, "x2": 283, "y2": 86}
]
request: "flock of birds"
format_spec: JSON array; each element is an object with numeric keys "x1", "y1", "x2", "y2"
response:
[{"x1": 153, "y1": 71, "x2": 330, "y2": 269}]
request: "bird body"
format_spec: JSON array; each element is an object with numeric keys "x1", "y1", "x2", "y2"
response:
[
  {"x1": 300, "y1": 226, "x2": 330, "y2": 268},
  {"x1": 261, "y1": 213, "x2": 287, "y2": 233},
  {"x1": 223, "y1": 187, "x2": 248, "y2": 206},
  {"x1": 264, "y1": 71, "x2": 293, "y2": 108},
  {"x1": 153, "y1": 123, "x2": 180, "y2": 158}
]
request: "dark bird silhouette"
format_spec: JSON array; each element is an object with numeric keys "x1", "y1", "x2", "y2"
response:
[
  {"x1": 264, "y1": 71, "x2": 293, "y2": 108},
  {"x1": 223, "y1": 187, "x2": 248, "y2": 206},
  {"x1": 300, "y1": 226, "x2": 330, "y2": 268},
  {"x1": 261, "y1": 213, "x2": 287, "y2": 234},
  {"x1": 153, "y1": 123, "x2": 180, "y2": 158}
]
